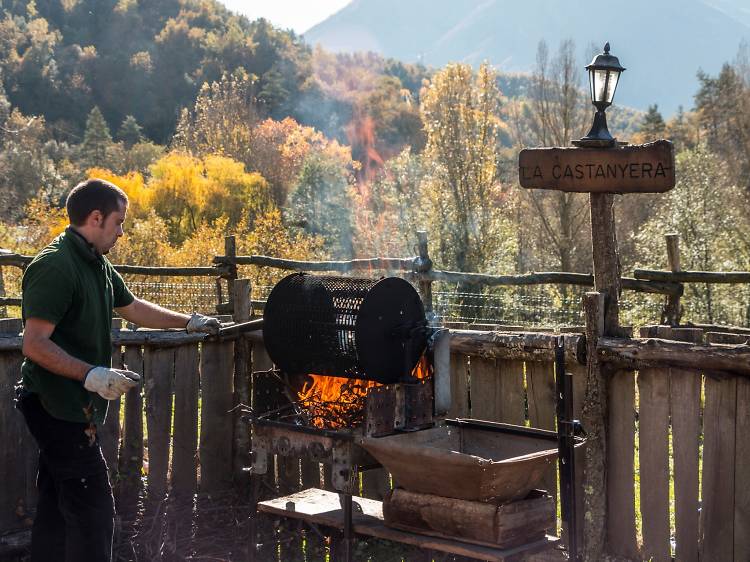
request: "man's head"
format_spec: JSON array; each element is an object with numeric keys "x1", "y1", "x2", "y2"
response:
[{"x1": 66, "y1": 178, "x2": 129, "y2": 254}]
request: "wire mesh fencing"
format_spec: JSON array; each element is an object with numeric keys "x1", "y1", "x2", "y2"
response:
[{"x1": 124, "y1": 279, "x2": 220, "y2": 315}]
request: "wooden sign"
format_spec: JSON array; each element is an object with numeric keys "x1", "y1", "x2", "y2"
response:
[{"x1": 518, "y1": 139, "x2": 675, "y2": 193}]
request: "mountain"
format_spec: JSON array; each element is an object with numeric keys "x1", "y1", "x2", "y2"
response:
[{"x1": 305, "y1": 0, "x2": 750, "y2": 114}]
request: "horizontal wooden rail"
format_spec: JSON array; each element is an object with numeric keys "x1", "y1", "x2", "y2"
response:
[
  {"x1": 0, "y1": 252, "x2": 227, "y2": 277},
  {"x1": 598, "y1": 336, "x2": 750, "y2": 376},
  {"x1": 635, "y1": 269, "x2": 750, "y2": 283},
  {"x1": 215, "y1": 254, "x2": 416, "y2": 272},
  {"x1": 215, "y1": 255, "x2": 682, "y2": 295},
  {"x1": 450, "y1": 329, "x2": 586, "y2": 364},
  {"x1": 422, "y1": 270, "x2": 681, "y2": 295},
  {"x1": 0, "y1": 327, "x2": 265, "y2": 351}
]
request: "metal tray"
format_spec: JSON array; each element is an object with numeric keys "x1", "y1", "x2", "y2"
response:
[{"x1": 358, "y1": 419, "x2": 560, "y2": 503}]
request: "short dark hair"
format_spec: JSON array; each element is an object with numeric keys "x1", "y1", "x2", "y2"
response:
[{"x1": 66, "y1": 178, "x2": 128, "y2": 226}]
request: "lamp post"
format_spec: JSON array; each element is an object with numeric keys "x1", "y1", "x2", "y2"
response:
[{"x1": 574, "y1": 42, "x2": 626, "y2": 147}]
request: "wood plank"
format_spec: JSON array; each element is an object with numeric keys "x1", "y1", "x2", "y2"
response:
[
  {"x1": 526, "y1": 361, "x2": 557, "y2": 505},
  {"x1": 449, "y1": 353, "x2": 469, "y2": 418},
  {"x1": 605, "y1": 369, "x2": 638, "y2": 559},
  {"x1": 199, "y1": 339, "x2": 235, "y2": 493},
  {"x1": 700, "y1": 376, "x2": 737, "y2": 561},
  {"x1": 99, "y1": 346, "x2": 122, "y2": 480},
  {"x1": 0, "y1": 351, "x2": 33, "y2": 532},
  {"x1": 172, "y1": 344, "x2": 200, "y2": 500},
  {"x1": 670, "y1": 345, "x2": 702, "y2": 561},
  {"x1": 118, "y1": 346, "x2": 144, "y2": 511},
  {"x1": 470, "y1": 356, "x2": 500, "y2": 421},
  {"x1": 638, "y1": 367, "x2": 671, "y2": 561},
  {"x1": 232, "y1": 279, "x2": 252, "y2": 486},
  {"x1": 496, "y1": 360, "x2": 525, "y2": 425},
  {"x1": 518, "y1": 141, "x2": 676, "y2": 193},
  {"x1": 258, "y1": 488, "x2": 559, "y2": 562},
  {"x1": 144, "y1": 347, "x2": 175, "y2": 500},
  {"x1": 383, "y1": 489, "x2": 555, "y2": 549},
  {"x1": 735, "y1": 377, "x2": 750, "y2": 561}
]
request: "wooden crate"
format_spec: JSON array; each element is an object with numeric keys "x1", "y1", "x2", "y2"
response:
[{"x1": 383, "y1": 488, "x2": 555, "y2": 549}]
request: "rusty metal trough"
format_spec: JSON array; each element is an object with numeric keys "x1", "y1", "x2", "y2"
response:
[{"x1": 359, "y1": 419, "x2": 561, "y2": 503}]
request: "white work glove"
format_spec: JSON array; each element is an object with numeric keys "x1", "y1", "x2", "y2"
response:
[
  {"x1": 185, "y1": 312, "x2": 221, "y2": 335},
  {"x1": 83, "y1": 367, "x2": 141, "y2": 400}
]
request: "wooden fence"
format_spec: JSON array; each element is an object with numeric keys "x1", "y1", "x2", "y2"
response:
[
  {"x1": 4, "y1": 231, "x2": 750, "y2": 559},
  {"x1": 2, "y1": 318, "x2": 750, "y2": 561}
]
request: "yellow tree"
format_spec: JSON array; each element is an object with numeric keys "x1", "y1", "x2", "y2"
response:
[{"x1": 420, "y1": 62, "x2": 515, "y2": 279}]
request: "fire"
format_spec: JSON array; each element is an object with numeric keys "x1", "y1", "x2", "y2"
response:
[{"x1": 297, "y1": 355, "x2": 431, "y2": 429}]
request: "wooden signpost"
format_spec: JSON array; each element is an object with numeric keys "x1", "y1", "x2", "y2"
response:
[
  {"x1": 518, "y1": 135, "x2": 676, "y2": 562},
  {"x1": 519, "y1": 140, "x2": 675, "y2": 194},
  {"x1": 518, "y1": 139, "x2": 676, "y2": 334}
]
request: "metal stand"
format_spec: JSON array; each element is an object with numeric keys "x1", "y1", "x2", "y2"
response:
[
  {"x1": 340, "y1": 492, "x2": 354, "y2": 562},
  {"x1": 555, "y1": 337, "x2": 581, "y2": 562},
  {"x1": 248, "y1": 474, "x2": 261, "y2": 562}
]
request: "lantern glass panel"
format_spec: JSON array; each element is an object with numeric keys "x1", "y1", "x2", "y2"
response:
[
  {"x1": 604, "y1": 71, "x2": 620, "y2": 103},
  {"x1": 592, "y1": 69, "x2": 610, "y2": 103}
]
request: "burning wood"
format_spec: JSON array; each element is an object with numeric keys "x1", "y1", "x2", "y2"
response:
[{"x1": 296, "y1": 355, "x2": 431, "y2": 429}]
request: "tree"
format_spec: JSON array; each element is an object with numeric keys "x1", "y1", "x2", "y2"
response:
[
  {"x1": 96, "y1": 152, "x2": 273, "y2": 244},
  {"x1": 638, "y1": 104, "x2": 665, "y2": 141},
  {"x1": 351, "y1": 148, "x2": 427, "y2": 257},
  {"x1": 173, "y1": 71, "x2": 260, "y2": 165},
  {"x1": 420, "y1": 62, "x2": 515, "y2": 280},
  {"x1": 695, "y1": 63, "x2": 750, "y2": 187},
  {"x1": 247, "y1": 117, "x2": 352, "y2": 209},
  {"x1": 636, "y1": 145, "x2": 747, "y2": 322},
  {"x1": 117, "y1": 115, "x2": 143, "y2": 148},
  {"x1": 287, "y1": 151, "x2": 354, "y2": 258},
  {"x1": 511, "y1": 40, "x2": 593, "y2": 273},
  {"x1": 80, "y1": 106, "x2": 113, "y2": 167}
]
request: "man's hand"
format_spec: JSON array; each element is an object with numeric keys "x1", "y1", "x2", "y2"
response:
[
  {"x1": 186, "y1": 312, "x2": 221, "y2": 335},
  {"x1": 83, "y1": 367, "x2": 141, "y2": 400}
]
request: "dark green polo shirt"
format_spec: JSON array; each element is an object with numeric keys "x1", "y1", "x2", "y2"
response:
[{"x1": 20, "y1": 227, "x2": 134, "y2": 424}]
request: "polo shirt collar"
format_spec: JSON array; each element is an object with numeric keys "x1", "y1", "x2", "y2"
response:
[{"x1": 65, "y1": 226, "x2": 103, "y2": 264}]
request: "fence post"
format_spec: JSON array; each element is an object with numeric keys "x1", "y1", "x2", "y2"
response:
[
  {"x1": 663, "y1": 233, "x2": 681, "y2": 326},
  {"x1": 223, "y1": 235, "x2": 238, "y2": 315},
  {"x1": 582, "y1": 291, "x2": 607, "y2": 561},
  {"x1": 232, "y1": 278, "x2": 252, "y2": 487},
  {"x1": 416, "y1": 231, "x2": 433, "y2": 314},
  {"x1": 589, "y1": 193, "x2": 621, "y2": 336}
]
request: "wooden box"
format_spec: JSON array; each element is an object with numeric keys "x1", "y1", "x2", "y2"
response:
[{"x1": 382, "y1": 488, "x2": 555, "y2": 549}]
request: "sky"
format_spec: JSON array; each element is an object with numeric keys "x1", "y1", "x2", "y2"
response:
[{"x1": 220, "y1": 0, "x2": 350, "y2": 34}]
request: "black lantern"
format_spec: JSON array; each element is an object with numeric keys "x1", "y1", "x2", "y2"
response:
[{"x1": 575, "y1": 42, "x2": 626, "y2": 147}]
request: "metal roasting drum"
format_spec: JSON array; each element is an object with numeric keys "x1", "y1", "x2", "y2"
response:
[{"x1": 261, "y1": 273, "x2": 427, "y2": 384}]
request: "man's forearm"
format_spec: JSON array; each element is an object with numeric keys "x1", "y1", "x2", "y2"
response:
[
  {"x1": 22, "y1": 336, "x2": 92, "y2": 381},
  {"x1": 117, "y1": 298, "x2": 190, "y2": 329}
]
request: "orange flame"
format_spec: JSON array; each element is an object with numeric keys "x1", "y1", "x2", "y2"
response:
[{"x1": 297, "y1": 355, "x2": 431, "y2": 429}]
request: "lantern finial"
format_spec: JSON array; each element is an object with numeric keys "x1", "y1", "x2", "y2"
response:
[{"x1": 604, "y1": 42, "x2": 610, "y2": 54}]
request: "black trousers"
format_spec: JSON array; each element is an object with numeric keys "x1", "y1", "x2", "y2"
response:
[{"x1": 16, "y1": 390, "x2": 115, "y2": 562}]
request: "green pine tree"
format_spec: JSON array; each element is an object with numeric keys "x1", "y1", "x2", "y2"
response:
[
  {"x1": 81, "y1": 106, "x2": 113, "y2": 167},
  {"x1": 117, "y1": 115, "x2": 143, "y2": 149},
  {"x1": 639, "y1": 104, "x2": 666, "y2": 140}
]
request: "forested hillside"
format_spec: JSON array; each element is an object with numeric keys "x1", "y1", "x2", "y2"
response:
[
  {"x1": 0, "y1": 0, "x2": 748, "y2": 326},
  {"x1": 306, "y1": 0, "x2": 750, "y2": 114}
]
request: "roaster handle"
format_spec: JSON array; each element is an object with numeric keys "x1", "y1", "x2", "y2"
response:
[{"x1": 217, "y1": 318, "x2": 265, "y2": 338}]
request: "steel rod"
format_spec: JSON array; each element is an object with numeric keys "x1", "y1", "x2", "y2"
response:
[{"x1": 556, "y1": 336, "x2": 579, "y2": 561}]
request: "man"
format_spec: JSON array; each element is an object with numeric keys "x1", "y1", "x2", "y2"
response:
[{"x1": 16, "y1": 178, "x2": 221, "y2": 561}]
